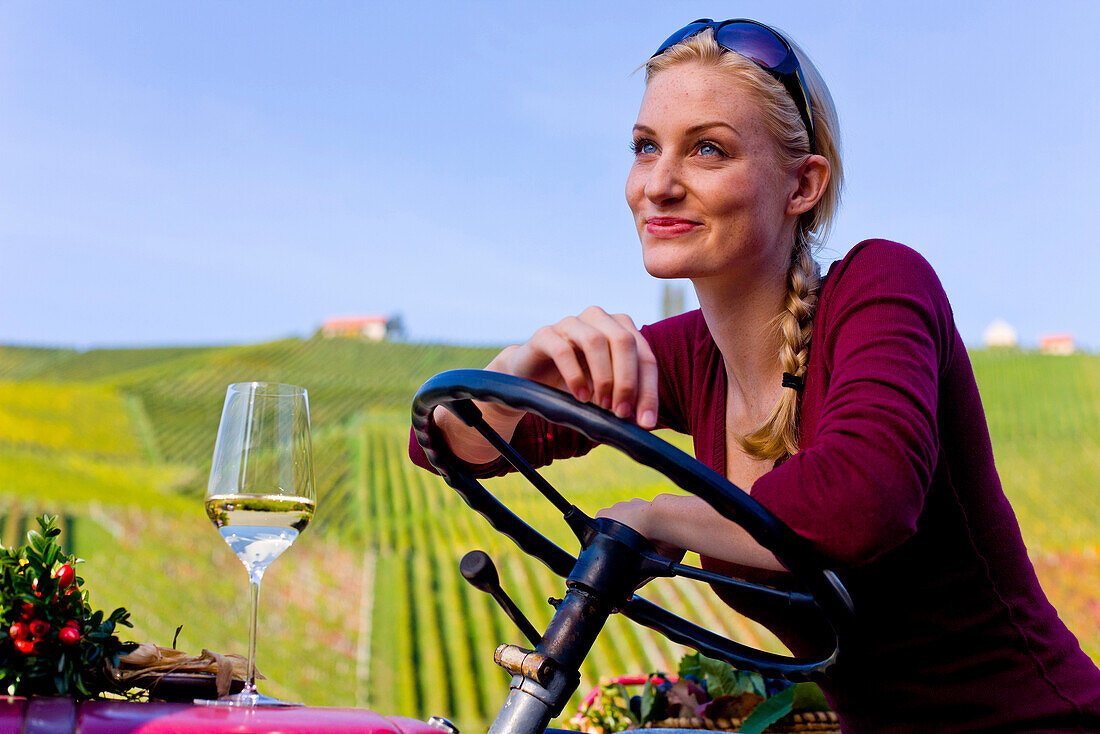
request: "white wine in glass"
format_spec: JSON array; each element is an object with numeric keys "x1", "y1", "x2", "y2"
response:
[{"x1": 201, "y1": 381, "x2": 315, "y2": 707}]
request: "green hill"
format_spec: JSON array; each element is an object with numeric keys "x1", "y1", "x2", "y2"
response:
[{"x1": 0, "y1": 339, "x2": 1097, "y2": 731}]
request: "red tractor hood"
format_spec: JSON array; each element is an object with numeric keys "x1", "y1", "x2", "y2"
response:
[{"x1": 0, "y1": 697, "x2": 443, "y2": 734}]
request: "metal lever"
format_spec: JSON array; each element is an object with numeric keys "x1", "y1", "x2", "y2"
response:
[{"x1": 460, "y1": 550, "x2": 542, "y2": 647}]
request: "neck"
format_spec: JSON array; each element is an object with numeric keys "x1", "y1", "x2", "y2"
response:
[{"x1": 692, "y1": 262, "x2": 789, "y2": 419}]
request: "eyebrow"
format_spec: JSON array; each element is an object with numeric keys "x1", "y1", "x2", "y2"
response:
[{"x1": 633, "y1": 121, "x2": 742, "y2": 138}]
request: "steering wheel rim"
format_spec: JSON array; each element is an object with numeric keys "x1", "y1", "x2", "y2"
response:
[{"x1": 412, "y1": 369, "x2": 853, "y2": 679}]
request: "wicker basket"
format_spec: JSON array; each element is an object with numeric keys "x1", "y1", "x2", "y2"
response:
[{"x1": 645, "y1": 710, "x2": 839, "y2": 732}]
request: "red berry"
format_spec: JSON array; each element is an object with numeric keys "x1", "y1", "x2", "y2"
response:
[
  {"x1": 28, "y1": 620, "x2": 49, "y2": 639},
  {"x1": 63, "y1": 619, "x2": 79, "y2": 629},
  {"x1": 8, "y1": 622, "x2": 29, "y2": 641},
  {"x1": 14, "y1": 639, "x2": 34, "y2": 655},
  {"x1": 58, "y1": 627, "x2": 80, "y2": 646},
  {"x1": 20, "y1": 602, "x2": 35, "y2": 619},
  {"x1": 54, "y1": 564, "x2": 75, "y2": 589}
]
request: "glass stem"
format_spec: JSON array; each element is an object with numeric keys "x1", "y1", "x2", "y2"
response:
[{"x1": 246, "y1": 570, "x2": 264, "y2": 693}]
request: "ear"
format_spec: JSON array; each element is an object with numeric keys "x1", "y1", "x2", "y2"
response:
[{"x1": 786, "y1": 154, "x2": 830, "y2": 217}]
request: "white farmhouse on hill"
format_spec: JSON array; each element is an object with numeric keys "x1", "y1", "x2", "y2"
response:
[{"x1": 982, "y1": 319, "x2": 1018, "y2": 348}]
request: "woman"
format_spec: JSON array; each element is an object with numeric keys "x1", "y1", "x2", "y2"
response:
[{"x1": 410, "y1": 19, "x2": 1100, "y2": 732}]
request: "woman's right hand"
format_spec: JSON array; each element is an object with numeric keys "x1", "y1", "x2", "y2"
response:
[{"x1": 433, "y1": 306, "x2": 660, "y2": 465}]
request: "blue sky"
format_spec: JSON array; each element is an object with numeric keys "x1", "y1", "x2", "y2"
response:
[{"x1": 1, "y1": 1, "x2": 1097, "y2": 350}]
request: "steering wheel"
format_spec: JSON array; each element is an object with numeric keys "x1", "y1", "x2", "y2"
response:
[{"x1": 411, "y1": 369, "x2": 854, "y2": 681}]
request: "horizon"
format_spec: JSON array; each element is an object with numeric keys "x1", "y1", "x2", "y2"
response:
[{"x1": 0, "y1": 323, "x2": 1088, "y2": 354}]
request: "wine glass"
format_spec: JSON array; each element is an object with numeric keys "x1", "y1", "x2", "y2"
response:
[{"x1": 201, "y1": 381, "x2": 316, "y2": 707}]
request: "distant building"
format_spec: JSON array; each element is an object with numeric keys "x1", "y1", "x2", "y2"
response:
[
  {"x1": 320, "y1": 315, "x2": 402, "y2": 342},
  {"x1": 982, "y1": 319, "x2": 1018, "y2": 348},
  {"x1": 1039, "y1": 334, "x2": 1075, "y2": 356}
]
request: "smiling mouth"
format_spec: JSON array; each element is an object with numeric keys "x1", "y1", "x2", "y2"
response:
[{"x1": 645, "y1": 217, "x2": 702, "y2": 237}]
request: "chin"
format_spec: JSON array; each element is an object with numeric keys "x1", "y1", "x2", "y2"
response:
[{"x1": 641, "y1": 248, "x2": 702, "y2": 281}]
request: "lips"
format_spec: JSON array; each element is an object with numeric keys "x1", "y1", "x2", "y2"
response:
[{"x1": 645, "y1": 216, "x2": 702, "y2": 238}]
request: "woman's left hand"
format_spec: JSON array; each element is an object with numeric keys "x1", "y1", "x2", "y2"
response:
[{"x1": 597, "y1": 498, "x2": 686, "y2": 562}]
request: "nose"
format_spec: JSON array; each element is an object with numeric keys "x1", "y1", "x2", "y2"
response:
[{"x1": 643, "y1": 153, "x2": 686, "y2": 205}]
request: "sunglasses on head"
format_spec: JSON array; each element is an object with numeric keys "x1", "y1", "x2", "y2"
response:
[{"x1": 652, "y1": 18, "x2": 815, "y2": 154}]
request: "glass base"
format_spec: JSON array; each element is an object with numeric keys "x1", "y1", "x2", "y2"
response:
[{"x1": 195, "y1": 689, "x2": 304, "y2": 707}]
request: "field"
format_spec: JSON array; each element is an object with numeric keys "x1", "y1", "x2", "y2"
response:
[{"x1": 0, "y1": 339, "x2": 1097, "y2": 730}]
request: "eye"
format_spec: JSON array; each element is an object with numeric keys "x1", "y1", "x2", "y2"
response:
[
  {"x1": 630, "y1": 138, "x2": 658, "y2": 156},
  {"x1": 697, "y1": 141, "x2": 725, "y2": 157}
]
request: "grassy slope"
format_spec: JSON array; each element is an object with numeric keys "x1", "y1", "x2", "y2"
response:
[
  {"x1": 969, "y1": 350, "x2": 1100, "y2": 660},
  {"x1": 0, "y1": 341, "x2": 1097, "y2": 729}
]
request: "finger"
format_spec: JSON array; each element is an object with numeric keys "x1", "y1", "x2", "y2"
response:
[
  {"x1": 595, "y1": 499, "x2": 633, "y2": 520},
  {"x1": 626, "y1": 325, "x2": 660, "y2": 429},
  {"x1": 525, "y1": 326, "x2": 592, "y2": 403},
  {"x1": 554, "y1": 316, "x2": 613, "y2": 409},
  {"x1": 485, "y1": 344, "x2": 520, "y2": 372},
  {"x1": 609, "y1": 313, "x2": 659, "y2": 427},
  {"x1": 580, "y1": 308, "x2": 640, "y2": 419}
]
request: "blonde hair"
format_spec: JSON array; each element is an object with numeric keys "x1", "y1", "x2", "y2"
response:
[{"x1": 645, "y1": 27, "x2": 844, "y2": 460}]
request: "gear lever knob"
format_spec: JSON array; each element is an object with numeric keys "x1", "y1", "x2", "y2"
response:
[
  {"x1": 460, "y1": 550, "x2": 542, "y2": 647},
  {"x1": 460, "y1": 549, "x2": 500, "y2": 593}
]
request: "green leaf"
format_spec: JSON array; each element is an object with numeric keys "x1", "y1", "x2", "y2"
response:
[
  {"x1": 703, "y1": 660, "x2": 738, "y2": 698},
  {"x1": 677, "y1": 652, "x2": 702, "y2": 679},
  {"x1": 738, "y1": 686, "x2": 796, "y2": 734},
  {"x1": 74, "y1": 676, "x2": 91, "y2": 697},
  {"x1": 791, "y1": 682, "x2": 829, "y2": 712},
  {"x1": 640, "y1": 679, "x2": 658, "y2": 724},
  {"x1": 733, "y1": 670, "x2": 766, "y2": 698},
  {"x1": 26, "y1": 532, "x2": 45, "y2": 554}
]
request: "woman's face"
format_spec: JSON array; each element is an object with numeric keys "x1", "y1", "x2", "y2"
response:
[{"x1": 625, "y1": 61, "x2": 799, "y2": 286}]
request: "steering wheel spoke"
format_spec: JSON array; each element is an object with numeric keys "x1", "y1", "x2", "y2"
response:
[
  {"x1": 620, "y1": 595, "x2": 825, "y2": 681},
  {"x1": 667, "y1": 561, "x2": 819, "y2": 612}
]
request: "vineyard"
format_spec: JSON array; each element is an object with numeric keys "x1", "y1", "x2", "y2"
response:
[{"x1": 0, "y1": 338, "x2": 1097, "y2": 731}]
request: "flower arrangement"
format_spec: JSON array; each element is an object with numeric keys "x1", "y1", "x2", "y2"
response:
[
  {"x1": 566, "y1": 652, "x2": 834, "y2": 733},
  {"x1": 0, "y1": 515, "x2": 134, "y2": 698}
]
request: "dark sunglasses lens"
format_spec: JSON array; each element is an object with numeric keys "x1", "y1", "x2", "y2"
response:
[
  {"x1": 654, "y1": 20, "x2": 711, "y2": 55},
  {"x1": 714, "y1": 23, "x2": 789, "y2": 68}
]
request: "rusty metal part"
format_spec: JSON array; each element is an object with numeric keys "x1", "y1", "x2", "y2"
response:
[{"x1": 493, "y1": 644, "x2": 555, "y2": 685}]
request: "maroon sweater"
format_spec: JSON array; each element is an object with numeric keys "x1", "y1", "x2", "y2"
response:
[{"x1": 409, "y1": 240, "x2": 1100, "y2": 732}]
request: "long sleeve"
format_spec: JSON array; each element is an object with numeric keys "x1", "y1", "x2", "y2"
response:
[
  {"x1": 751, "y1": 240, "x2": 958, "y2": 567},
  {"x1": 408, "y1": 311, "x2": 702, "y2": 477}
]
